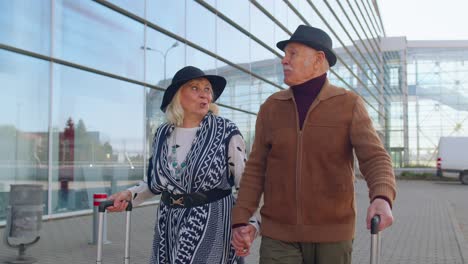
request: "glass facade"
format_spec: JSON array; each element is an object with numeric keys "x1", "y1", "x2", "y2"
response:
[
  {"x1": 0, "y1": 0, "x2": 392, "y2": 222},
  {"x1": 381, "y1": 38, "x2": 468, "y2": 167},
  {"x1": 406, "y1": 42, "x2": 468, "y2": 166}
]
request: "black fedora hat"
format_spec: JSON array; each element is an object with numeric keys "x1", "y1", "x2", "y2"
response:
[
  {"x1": 276, "y1": 25, "x2": 337, "y2": 67},
  {"x1": 160, "y1": 66, "x2": 226, "y2": 112}
]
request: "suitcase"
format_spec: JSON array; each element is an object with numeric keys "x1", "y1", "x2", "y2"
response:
[
  {"x1": 96, "y1": 200, "x2": 133, "y2": 264},
  {"x1": 370, "y1": 215, "x2": 381, "y2": 264}
]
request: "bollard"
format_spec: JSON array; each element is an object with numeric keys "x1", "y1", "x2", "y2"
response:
[{"x1": 90, "y1": 193, "x2": 110, "y2": 245}]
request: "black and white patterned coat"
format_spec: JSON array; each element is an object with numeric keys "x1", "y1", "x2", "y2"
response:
[{"x1": 129, "y1": 112, "x2": 258, "y2": 264}]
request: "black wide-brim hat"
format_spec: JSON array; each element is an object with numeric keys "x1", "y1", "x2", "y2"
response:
[
  {"x1": 276, "y1": 25, "x2": 337, "y2": 67},
  {"x1": 160, "y1": 66, "x2": 226, "y2": 112}
]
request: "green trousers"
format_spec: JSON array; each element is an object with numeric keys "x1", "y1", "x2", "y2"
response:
[{"x1": 259, "y1": 236, "x2": 353, "y2": 264}]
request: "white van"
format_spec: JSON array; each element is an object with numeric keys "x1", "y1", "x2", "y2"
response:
[{"x1": 437, "y1": 136, "x2": 468, "y2": 184}]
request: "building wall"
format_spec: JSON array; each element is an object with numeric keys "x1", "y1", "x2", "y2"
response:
[
  {"x1": 406, "y1": 42, "x2": 468, "y2": 166},
  {"x1": 381, "y1": 38, "x2": 468, "y2": 167},
  {"x1": 0, "y1": 0, "x2": 388, "y2": 221}
]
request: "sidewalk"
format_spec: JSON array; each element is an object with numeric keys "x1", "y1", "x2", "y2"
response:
[{"x1": 1, "y1": 179, "x2": 467, "y2": 263}]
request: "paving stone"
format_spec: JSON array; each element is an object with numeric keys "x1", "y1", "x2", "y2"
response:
[{"x1": 0, "y1": 180, "x2": 467, "y2": 264}]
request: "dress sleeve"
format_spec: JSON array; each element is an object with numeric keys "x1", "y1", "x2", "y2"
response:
[
  {"x1": 228, "y1": 134, "x2": 247, "y2": 189},
  {"x1": 228, "y1": 134, "x2": 262, "y2": 234},
  {"x1": 127, "y1": 181, "x2": 156, "y2": 207},
  {"x1": 231, "y1": 105, "x2": 268, "y2": 226},
  {"x1": 247, "y1": 209, "x2": 262, "y2": 235}
]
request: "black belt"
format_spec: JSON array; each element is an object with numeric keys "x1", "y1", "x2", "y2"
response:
[{"x1": 161, "y1": 189, "x2": 232, "y2": 208}]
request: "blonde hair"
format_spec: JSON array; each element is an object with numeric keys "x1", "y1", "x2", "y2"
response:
[{"x1": 165, "y1": 87, "x2": 219, "y2": 126}]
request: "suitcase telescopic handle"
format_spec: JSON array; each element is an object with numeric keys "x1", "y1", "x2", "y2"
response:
[
  {"x1": 97, "y1": 200, "x2": 133, "y2": 264},
  {"x1": 371, "y1": 215, "x2": 380, "y2": 234},
  {"x1": 99, "y1": 200, "x2": 133, "y2": 212},
  {"x1": 370, "y1": 215, "x2": 381, "y2": 264}
]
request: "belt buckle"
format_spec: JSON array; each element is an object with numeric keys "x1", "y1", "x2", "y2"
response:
[{"x1": 170, "y1": 196, "x2": 184, "y2": 207}]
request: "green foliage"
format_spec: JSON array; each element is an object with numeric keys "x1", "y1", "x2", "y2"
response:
[
  {"x1": 73, "y1": 118, "x2": 115, "y2": 162},
  {"x1": 402, "y1": 164, "x2": 435, "y2": 168}
]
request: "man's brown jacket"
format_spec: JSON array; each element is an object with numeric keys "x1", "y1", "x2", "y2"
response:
[{"x1": 232, "y1": 80, "x2": 396, "y2": 242}]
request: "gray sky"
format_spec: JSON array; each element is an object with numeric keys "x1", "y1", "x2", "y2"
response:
[{"x1": 379, "y1": 0, "x2": 468, "y2": 40}]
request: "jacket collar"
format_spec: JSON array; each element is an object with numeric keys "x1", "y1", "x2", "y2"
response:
[{"x1": 271, "y1": 79, "x2": 346, "y2": 102}]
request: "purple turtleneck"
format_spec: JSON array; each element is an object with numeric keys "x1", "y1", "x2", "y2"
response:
[{"x1": 291, "y1": 73, "x2": 327, "y2": 129}]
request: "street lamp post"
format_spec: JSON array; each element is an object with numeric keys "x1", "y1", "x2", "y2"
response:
[{"x1": 141, "y1": 41, "x2": 179, "y2": 81}]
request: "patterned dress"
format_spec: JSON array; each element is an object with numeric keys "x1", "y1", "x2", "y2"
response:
[{"x1": 131, "y1": 112, "x2": 251, "y2": 264}]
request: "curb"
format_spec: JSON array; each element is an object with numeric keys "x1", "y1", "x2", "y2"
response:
[{"x1": 447, "y1": 200, "x2": 468, "y2": 263}]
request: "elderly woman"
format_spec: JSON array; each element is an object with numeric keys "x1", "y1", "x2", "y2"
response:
[{"x1": 108, "y1": 66, "x2": 259, "y2": 264}]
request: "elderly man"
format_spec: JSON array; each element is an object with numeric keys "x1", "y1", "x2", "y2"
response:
[{"x1": 231, "y1": 25, "x2": 396, "y2": 264}]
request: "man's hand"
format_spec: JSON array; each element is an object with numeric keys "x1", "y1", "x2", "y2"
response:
[
  {"x1": 107, "y1": 190, "x2": 132, "y2": 212},
  {"x1": 366, "y1": 197, "x2": 393, "y2": 231},
  {"x1": 231, "y1": 224, "x2": 257, "y2": 256}
]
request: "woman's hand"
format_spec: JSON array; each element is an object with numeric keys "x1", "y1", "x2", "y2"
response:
[{"x1": 107, "y1": 190, "x2": 132, "y2": 212}]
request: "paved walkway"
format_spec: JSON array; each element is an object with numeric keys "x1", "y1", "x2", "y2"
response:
[{"x1": 1, "y1": 179, "x2": 467, "y2": 263}]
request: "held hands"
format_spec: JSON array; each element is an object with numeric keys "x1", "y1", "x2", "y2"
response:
[
  {"x1": 231, "y1": 224, "x2": 257, "y2": 257},
  {"x1": 366, "y1": 197, "x2": 394, "y2": 232},
  {"x1": 107, "y1": 190, "x2": 132, "y2": 212}
]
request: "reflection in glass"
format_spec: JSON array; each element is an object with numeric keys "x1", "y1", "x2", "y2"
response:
[
  {"x1": 250, "y1": 4, "x2": 275, "y2": 50},
  {"x1": 51, "y1": 64, "x2": 145, "y2": 213},
  {"x1": 217, "y1": 66, "x2": 280, "y2": 114},
  {"x1": 219, "y1": 106, "x2": 256, "y2": 155},
  {"x1": 106, "y1": 0, "x2": 145, "y2": 18},
  {"x1": 146, "y1": 88, "x2": 166, "y2": 156},
  {"x1": 0, "y1": 0, "x2": 412, "y2": 222},
  {"x1": 54, "y1": 0, "x2": 144, "y2": 81},
  {"x1": 217, "y1": 66, "x2": 251, "y2": 112},
  {"x1": 146, "y1": 29, "x2": 185, "y2": 87},
  {"x1": 186, "y1": 1, "x2": 216, "y2": 52},
  {"x1": 217, "y1": 0, "x2": 249, "y2": 30},
  {"x1": 147, "y1": 0, "x2": 186, "y2": 36},
  {"x1": 256, "y1": 0, "x2": 287, "y2": 34},
  {"x1": 0, "y1": 50, "x2": 50, "y2": 221},
  {"x1": 250, "y1": 41, "x2": 282, "y2": 86},
  {"x1": 0, "y1": 1, "x2": 51, "y2": 55},
  {"x1": 187, "y1": 46, "x2": 216, "y2": 73},
  {"x1": 250, "y1": 78, "x2": 282, "y2": 109},
  {"x1": 217, "y1": 19, "x2": 250, "y2": 66},
  {"x1": 285, "y1": 7, "x2": 302, "y2": 34}
]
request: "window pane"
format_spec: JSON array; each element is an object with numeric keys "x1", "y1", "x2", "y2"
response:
[
  {"x1": 146, "y1": 88, "x2": 165, "y2": 153},
  {"x1": 186, "y1": 1, "x2": 215, "y2": 51},
  {"x1": 53, "y1": 0, "x2": 144, "y2": 81},
  {"x1": 51, "y1": 65, "x2": 144, "y2": 213},
  {"x1": 0, "y1": 50, "x2": 50, "y2": 221},
  {"x1": 107, "y1": 0, "x2": 145, "y2": 18},
  {"x1": 219, "y1": 106, "x2": 256, "y2": 156},
  {"x1": 250, "y1": 4, "x2": 275, "y2": 50},
  {"x1": 0, "y1": 1, "x2": 51, "y2": 55},
  {"x1": 205, "y1": 0, "x2": 215, "y2": 6},
  {"x1": 217, "y1": 66, "x2": 253, "y2": 112},
  {"x1": 147, "y1": 0, "x2": 186, "y2": 37},
  {"x1": 250, "y1": 41, "x2": 282, "y2": 86},
  {"x1": 291, "y1": 0, "x2": 320, "y2": 26},
  {"x1": 217, "y1": 0, "x2": 249, "y2": 30},
  {"x1": 250, "y1": 78, "x2": 282, "y2": 112},
  {"x1": 187, "y1": 46, "x2": 216, "y2": 76},
  {"x1": 145, "y1": 29, "x2": 185, "y2": 87},
  {"x1": 217, "y1": 20, "x2": 249, "y2": 66}
]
